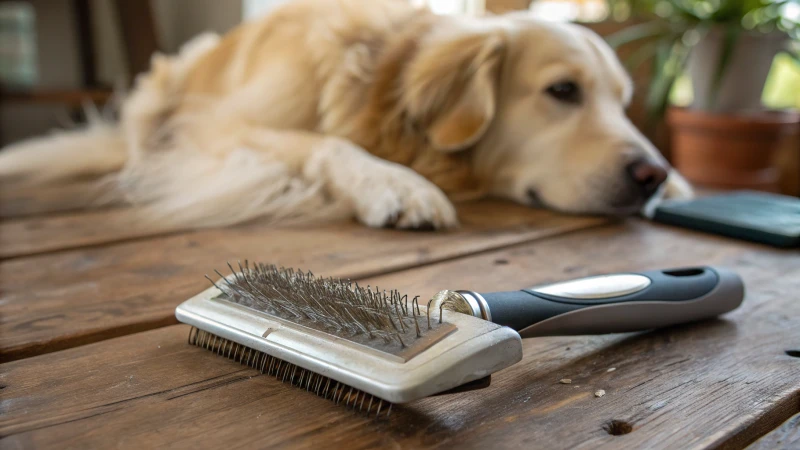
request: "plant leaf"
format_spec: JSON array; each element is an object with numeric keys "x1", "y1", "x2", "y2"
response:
[
  {"x1": 708, "y1": 25, "x2": 742, "y2": 111},
  {"x1": 783, "y1": 40, "x2": 800, "y2": 65},
  {"x1": 645, "y1": 34, "x2": 692, "y2": 125},
  {"x1": 784, "y1": 50, "x2": 800, "y2": 67},
  {"x1": 667, "y1": 0, "x2": 705, "y2": 21},
  {"x1": 606, "y1": 20, "x2": 672, "y2": 48},
  {"x1": 645, "y1": 41, "x2": 677, "y2": 125},
  {"x1": 623, "y1": 39, "x2": 662, "y2": 72}
]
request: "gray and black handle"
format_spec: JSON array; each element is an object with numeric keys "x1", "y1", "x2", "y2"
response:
[{"x1": 454, "y1": 266, "x2": 744, "y2": 338}]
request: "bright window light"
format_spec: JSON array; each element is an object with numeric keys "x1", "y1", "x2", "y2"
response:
[
  {"x1": 530, "y1": 0, "x2": 609, "y2": 22},
  {"x1": 412, "y1": 0, "x2": 485, "y2": 15}
]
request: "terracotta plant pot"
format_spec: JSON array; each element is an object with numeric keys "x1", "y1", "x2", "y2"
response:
[{"x1": 668, "y1": 108, "x2": 800, "y2": 192}]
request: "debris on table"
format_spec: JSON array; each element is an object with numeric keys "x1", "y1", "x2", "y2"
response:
[
  {"x1": 595, "y1": 389, "x2": 606, "y2": 398},
  {"x1": 559, "y1": 378, "x2": 572, "y2": 384},
  {"x1": 607, "y1": 367, "x2": 616, "y2": 372}
]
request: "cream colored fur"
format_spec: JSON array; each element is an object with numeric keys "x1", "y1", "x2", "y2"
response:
[
  {"x1": 0, "y1": 117, "x2": 125, "y2": 187},
  {"x1": 0, "y1": 0, "x2": 691, "y2": 230}
]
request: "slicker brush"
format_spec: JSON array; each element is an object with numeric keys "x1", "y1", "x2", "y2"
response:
[
  {"x1": 178, "y1": 261, "x2": 522, "y2": 417},
  {"x1": 177, "y1": 261, "x2": 742, "y2": 417}
]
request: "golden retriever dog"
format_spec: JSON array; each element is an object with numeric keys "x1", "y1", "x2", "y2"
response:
[{"x1": 0, "y1": 0, "x2": 692, "y2": 229}]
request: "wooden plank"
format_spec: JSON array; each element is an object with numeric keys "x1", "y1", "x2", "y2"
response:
[
  {"x1": 2, "y1": 222, "x2": 798, "y2": 449},
  {"x1": 360, "y1": 222, "x2": 800, "y2": 449},
  {"x1": 0, "y1": 324, "x2": 615, "y2": 449},
  {"x1": 0, "y1": 180, "x2": 112, "y2": 219},
  {"x1": 0, "y1": 201, "x2": 605, "y2": 361},
  {"x1": 0, "y1": 208, "x2": 183, "y2": 259},
  {"x1": 747, "y1": 413, "x2": 800, "y2": 450},
  {"x1": 0, "y1": 200, "x2": 592, "y2": 259},
  {"x1": 0, "y1": 88, "x2": 112, "y2": 106}
]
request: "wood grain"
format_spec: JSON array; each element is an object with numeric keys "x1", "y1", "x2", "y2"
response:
[
  {"x1": 2, "y1": 222, "x2": 798, "y2": 449},
  {"x1": 0, "y1": 201, "x2": 605, "y2": 361},
  {"x1": 746, "y1": 413, "x2": 800, "y2": 450},
  {"x1": 0, "y1": 200, "x2": 600, "y2": 259},
  {"x1": 0, "y1": 180, "x2": 113, "y2": 219},
  {"x1": 0, "y1": 208, "x2": 184, "y2": 259}
]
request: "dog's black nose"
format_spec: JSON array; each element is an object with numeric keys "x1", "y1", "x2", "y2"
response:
[{"x1": 626, "y1": 159, "x2": 668, "y2": 198}]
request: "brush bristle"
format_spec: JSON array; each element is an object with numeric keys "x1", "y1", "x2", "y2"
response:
[
  {"x1": 207, "y1": 261, "x2": 424, "y2": 347},
  {"x1": 188, "y1": 327, "x2": 393, "y2": 417}
]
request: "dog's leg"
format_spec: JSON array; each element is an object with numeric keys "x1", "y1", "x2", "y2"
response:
[
  {"x1": 122, "y1": 126, "x2": 458, "y2": 230},
  {"x1": 300, "y1": 136, "x2": 459, "y2": 229}
]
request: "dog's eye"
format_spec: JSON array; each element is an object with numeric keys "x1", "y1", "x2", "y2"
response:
[{"x1": 545, "y1": 81, "x2": 581, "y2": 104}]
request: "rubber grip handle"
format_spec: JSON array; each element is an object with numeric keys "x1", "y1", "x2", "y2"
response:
[{"x1": 478, "y1": 267, "x2": 744, "y2": 338}]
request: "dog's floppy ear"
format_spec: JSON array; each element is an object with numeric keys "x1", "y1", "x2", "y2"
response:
[{"x1": 404, "y1": 31, "x2": 505, "y2": 152}]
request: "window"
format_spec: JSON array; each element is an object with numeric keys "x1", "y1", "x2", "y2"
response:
[
  {"x1": 412, "y1": 0, "x2": 486, "y2": 15},
  {"x1": 530, "y1": 0, "x2": 609, "y2": 22}
]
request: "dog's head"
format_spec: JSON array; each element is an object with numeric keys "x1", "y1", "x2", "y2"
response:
[{"x1": 403, "y1": 15, "x2": 674, "y2": 215}]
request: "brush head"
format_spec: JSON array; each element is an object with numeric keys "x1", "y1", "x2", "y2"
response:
[
  {"x1": 176, "y1": 262, "x2": 522, "y2": 406},
  {"x1": 207, "y1": 261, "x2": 445, "y2": 353}
]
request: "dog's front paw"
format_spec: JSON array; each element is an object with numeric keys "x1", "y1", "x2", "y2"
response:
[
  {"x1": 307, "y1": 138, "x2": 459, "y2": 230},
  {"x1": 352, "y1": 166, "x2": 459, "y2": 230}
]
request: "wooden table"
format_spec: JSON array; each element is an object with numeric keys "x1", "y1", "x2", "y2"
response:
[{"x1": 1, "y1": 196, "x2": 798, "y2": 449}]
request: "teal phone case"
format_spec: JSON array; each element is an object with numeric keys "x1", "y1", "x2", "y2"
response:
[{"x1": 653, "y1": 191, "x2": 800, "y2": 248}]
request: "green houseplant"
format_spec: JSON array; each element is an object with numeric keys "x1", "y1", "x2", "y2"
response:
[{"x1": 607, "y1": 0, "x2": 800, "y2": 191}]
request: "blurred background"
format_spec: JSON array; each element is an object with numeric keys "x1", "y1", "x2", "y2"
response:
[{"x1": 1, "y1": 0, "x2": 798, "y2": 195}]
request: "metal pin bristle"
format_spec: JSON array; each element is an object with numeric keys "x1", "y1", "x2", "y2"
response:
[
  {"x1": 187, "y1": 327, "x2": 394, "y2": 417},
  {"x1": 194, "y1": 261, "x2": 431, "y2": 417},
  {"x1": 427, "y1": 298, "x2": 435, "y2": 330},
  {"x1": 206, "y1": 262, "x2": 430, "y2": 348}
]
